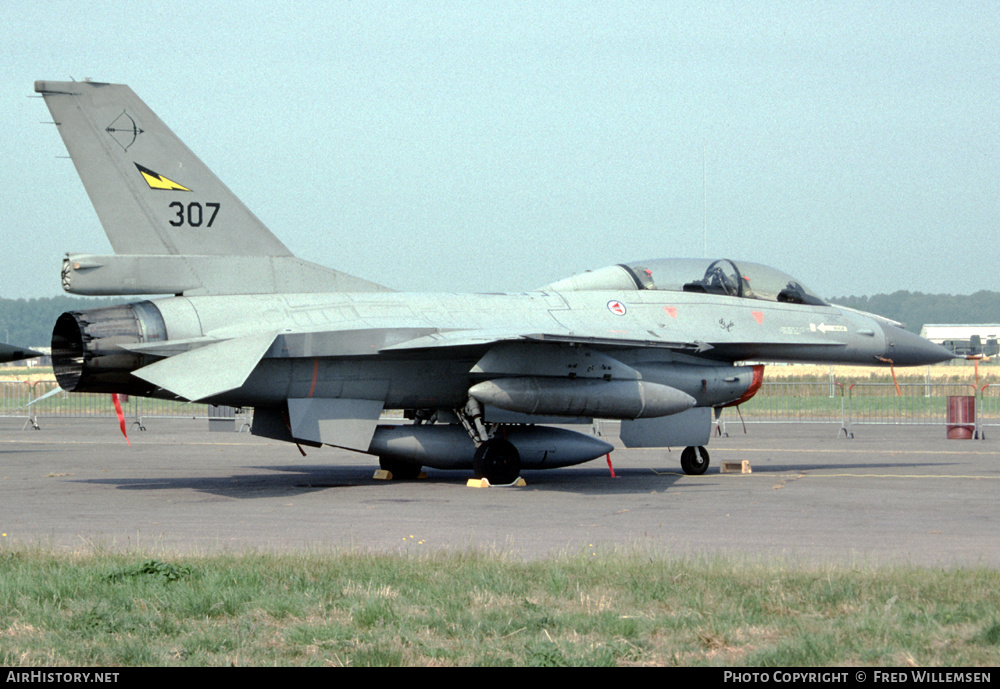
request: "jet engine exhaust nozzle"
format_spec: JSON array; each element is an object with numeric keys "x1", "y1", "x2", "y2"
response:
[{"x1": 51, "y1": 301, "x2": 167, "y2": 394}]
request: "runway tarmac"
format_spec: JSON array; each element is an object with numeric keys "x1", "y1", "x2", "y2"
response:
[{"x1": 1, "y1": 417, "x2": 997, "y2": 566}]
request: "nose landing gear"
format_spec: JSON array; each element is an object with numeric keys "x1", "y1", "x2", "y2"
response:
[{"x1": 680, "y1": 445, "x2": 710, "y2": 475}]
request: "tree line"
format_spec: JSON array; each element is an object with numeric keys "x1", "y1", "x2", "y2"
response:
[
  {"x1": 2, "y1": 290, "x2": 998, "y2": 348},
  {"x1": 827, "y1": 290, "x2": 1000, "y2": 334},
  {"x1": 0, "y1": 296, "x2": 117, "y2": 348}
]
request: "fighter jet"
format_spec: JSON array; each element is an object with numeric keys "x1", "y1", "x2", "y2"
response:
[
  {"x1": 35, "y1": 80, "x2": 954, "y2": 483},
  {"x1": 0, "y1": 342, "x2": 41, "y2": 364}
]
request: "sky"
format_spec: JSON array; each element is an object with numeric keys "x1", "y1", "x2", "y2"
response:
[{"x1": 2, "y1": 1, "x2": 998, "y2": 300}]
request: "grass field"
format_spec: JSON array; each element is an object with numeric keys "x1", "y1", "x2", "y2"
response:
[
  {"x1": 1, "y1": 547, "x2": 998, "y2": 667},
  {"x1": 758, "y1": 362, "x2": 994, "y2": 384},
  {"x1": 0, "y1": 365, "x2": 55, "y2": 385}
]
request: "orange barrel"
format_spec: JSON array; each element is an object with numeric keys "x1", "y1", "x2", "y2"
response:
[{"x1": 946, "y1": 396, "x2": 975, "y2": 439}]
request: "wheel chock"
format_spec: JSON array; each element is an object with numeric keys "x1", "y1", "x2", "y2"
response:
[
  {"x1": 721, "y1": 460, "x2": 751, "y2": 474},
  {"x1": 466, "y1": 477, "x2": 527, "y2": 488},
  {"x1": 373, "y1": 469, "x2": 429, "y2": 481}
]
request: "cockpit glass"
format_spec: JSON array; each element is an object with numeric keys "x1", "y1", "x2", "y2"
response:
[{"x1": 620, "y1": 258, "x2": 827, "y2": 305}]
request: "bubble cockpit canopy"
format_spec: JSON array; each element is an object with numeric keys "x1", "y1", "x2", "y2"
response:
[{"x1": 542, "y1": 258, "x2": 827, "y2": 306}]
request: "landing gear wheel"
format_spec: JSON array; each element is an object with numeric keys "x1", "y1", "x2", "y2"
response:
[
  {"x1": 472, "y1": 438, "x2": 521, "y2": 485},
  {"x1": 378, "y1": 456, "x2": 422, "y2": 481},
  {"x1": 680, "y1": 446, "x2": 710, "y2": 475}
]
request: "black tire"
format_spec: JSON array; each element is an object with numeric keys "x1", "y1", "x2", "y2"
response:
[
  {"x1": 680, "y1": 446, "x2": 710, "y2": 475},
  {"x1": 378, "y1": 456, "x2": 422, "y2": 481},
  {"x1": 472, "y1": 438, "x2": 521, "y2": 485}
]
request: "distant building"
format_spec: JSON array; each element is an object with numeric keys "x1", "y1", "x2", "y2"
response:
[{"x1": 919, "y1": 325, "x2": 1000, "y2": 358}]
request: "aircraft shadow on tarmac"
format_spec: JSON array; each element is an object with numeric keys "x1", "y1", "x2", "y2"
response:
[
  {"x1": 69, "y1": 458, "x2": 950, "y2": 499},
  {"x1": 74, "y1": 465, "x2": 377, "y2": 499},
  {"x1": 72, "y1": 464, "x2": 693, "y2": 498}
]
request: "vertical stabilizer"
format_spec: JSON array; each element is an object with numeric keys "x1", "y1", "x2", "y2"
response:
[
  {"x1": 36, "y1": 80, "x2": 289, "y2": 257},
  {"x1": 36, "y1": 80, "x2": 389, "y2": 294}
]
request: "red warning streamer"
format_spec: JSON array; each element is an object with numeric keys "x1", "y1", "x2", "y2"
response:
[
  {"x1": 967, "y1": 354, "x2": 984, "y2": 388},
  {"x1": 875, "y1": 357, "x2": 901, "y2": 396},
  {"x1": 111, "y1": 394, "x2": 131, "y2": 447}
]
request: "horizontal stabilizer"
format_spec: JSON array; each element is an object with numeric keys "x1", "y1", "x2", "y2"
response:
[
  {"x1": 0, "y1": 342, "x2": 43, "y2": 363},
  {"x1": 131, "y1": 331, "x2": 276, "y2": 401}
]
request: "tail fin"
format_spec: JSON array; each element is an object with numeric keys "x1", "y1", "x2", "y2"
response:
[{"x1": 36, "y1": 80, "x2": 388, "y2": 295}]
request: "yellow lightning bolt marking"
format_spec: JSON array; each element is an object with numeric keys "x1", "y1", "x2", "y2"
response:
[
  {"x1": 139, "y1": 170, "x2": 191, "y2": 191},
  {"x1": 135, "y1": 163, "x2": 191, "y2": 191}
]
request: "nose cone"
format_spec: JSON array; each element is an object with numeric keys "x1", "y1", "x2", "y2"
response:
[{"x1": 879, "y1": 323, "x2": 957, "y2": 366}]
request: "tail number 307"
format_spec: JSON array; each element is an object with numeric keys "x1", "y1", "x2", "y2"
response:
[{"x1": 168, "y1": 202, "x2": 221, "y2": 227}]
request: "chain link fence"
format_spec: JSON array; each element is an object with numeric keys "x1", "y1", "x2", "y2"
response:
[
  {"x1": 0, "y1": 380, "x2": 247, "y2": 431},
  {"x1": 719, "y1": 380, "x2": 992, "y2": 438},
  {"x1": 2, "y1": 377, "x2": 996, "y2": 438}
]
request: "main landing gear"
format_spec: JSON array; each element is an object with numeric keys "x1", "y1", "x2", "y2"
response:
[
  {"x1": 680, "y1": 445, "x2": 710, "y2": 475},
  {"x1": 472, "y1": 438, "x2": 522, "y2": 486},
  {"x1": 457, "y1": 398, "x2": 523, "y2": 485}
]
